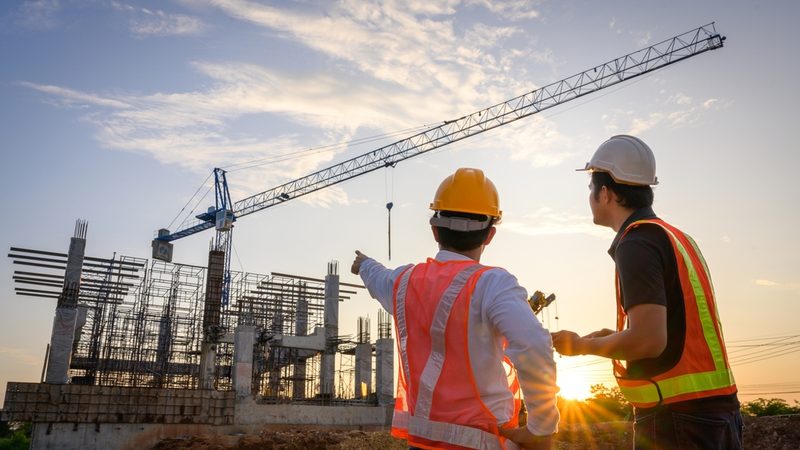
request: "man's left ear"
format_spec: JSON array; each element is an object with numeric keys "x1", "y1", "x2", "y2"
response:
[{"x1": 483, "y1": 226, "x2": 497, "y2": 245}]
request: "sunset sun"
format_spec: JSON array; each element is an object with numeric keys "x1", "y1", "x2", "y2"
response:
[{"x1": 557, "y1": 372, "x2": 592, "y2": 401}]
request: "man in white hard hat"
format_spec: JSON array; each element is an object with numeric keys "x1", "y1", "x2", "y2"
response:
[
  {"x1": 552, "y1": 135, "x2": 742, "y2": 449},
  {"x1": 352, "y1": 168, "x2": 559, "y2": 450}
]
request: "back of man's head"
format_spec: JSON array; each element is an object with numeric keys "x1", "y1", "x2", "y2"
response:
[{"x1": 433, "y1": 211, "x2": 495, "y2": 252}]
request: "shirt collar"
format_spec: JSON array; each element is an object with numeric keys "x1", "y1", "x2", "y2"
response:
[
  {"x1": 608, "y1": 206, "x2": 658, "y2": 259},
  {"x1": 434, "y1": 249, "x2": 473, "y2": 262}
]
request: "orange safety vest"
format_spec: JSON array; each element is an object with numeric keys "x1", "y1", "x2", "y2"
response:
[
  {"x1": 391, "y1": 258, "x2": 522, "y2": 450},
  {"x1": 613, "y1": 219, "x2": 737, "y2": 408}
]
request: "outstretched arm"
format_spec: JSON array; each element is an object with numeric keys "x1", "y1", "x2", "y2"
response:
[{"x1": 351, "y1": 250, "x2": 412, "y2": 313}]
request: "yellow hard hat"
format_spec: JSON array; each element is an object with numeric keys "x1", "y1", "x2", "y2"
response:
[{"x1": 429, "y1": 168, "x2": 501, "y2": 219}]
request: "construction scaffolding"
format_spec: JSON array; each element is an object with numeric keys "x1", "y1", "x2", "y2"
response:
[{"x1": 8, "y1": 247, "x2": 372, "y2": 404}]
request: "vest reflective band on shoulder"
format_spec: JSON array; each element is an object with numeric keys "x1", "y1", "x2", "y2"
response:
[
  {"x1": 614, "y1": 219, "x2": 736, "y2": 407},
  {"x1": 395, "y1": 266, "x2": 414, "y2": 390},
  {"x1": 392, "y1": 410, "x2": 507, "y2": 450}
]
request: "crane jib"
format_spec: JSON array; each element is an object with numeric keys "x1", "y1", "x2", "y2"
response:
[{"x1": 155, "y1": 23, "x2": 725, "y2": 247}]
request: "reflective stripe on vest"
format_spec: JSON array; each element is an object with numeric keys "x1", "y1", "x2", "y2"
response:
[
  {"x1": 392, "y1": 410, "x2": 507, "y2": 450},
  {"x1": 395, "y1": 266, "x2": 414, "y2": 395},
  {"x1": 614, "y1": 219, "x2": 736, "y2": 407},
  {"x1": 393, "y1": 262, "x2": 515, "y2": 449}
]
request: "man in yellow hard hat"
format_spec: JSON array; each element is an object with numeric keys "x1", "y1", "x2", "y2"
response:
[
  {"x1": 552, "y1": 135, "x2": 742, "y2": 449},
  {"x1": 352, "y1": 168, "x2": 559, "y2": 450}
]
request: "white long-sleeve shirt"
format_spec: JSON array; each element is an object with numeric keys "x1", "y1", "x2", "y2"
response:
[{"x1": 359, "y1": 250, "x2": 559, "y2": 436}]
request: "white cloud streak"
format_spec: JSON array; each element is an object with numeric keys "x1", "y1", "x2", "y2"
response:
[
  {"x1": 111, "y1": 1, "x2": 206, "y2": 36},
  {"x1": 504, "y1": 207, "x2": 613, "y2": 238},
  {"x1": 4, "y1": 0, "x2": 62, "y2": 31},
  {"x1": 602, "y1": 92, "x2": 730, "y2": 135}
]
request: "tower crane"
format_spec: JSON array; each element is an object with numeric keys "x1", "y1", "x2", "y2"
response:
[{"x1": 152, "y1": 23, "x2": 725, "y2": 307}]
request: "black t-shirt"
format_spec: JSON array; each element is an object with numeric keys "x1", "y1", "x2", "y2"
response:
[{"x1": 609, "y1": 207, "x2": 738, "y2": 412}]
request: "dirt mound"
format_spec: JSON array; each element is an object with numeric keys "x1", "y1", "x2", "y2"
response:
[
  {"x1": 151, "y1": 429, "x2": 407, "y2": 450},
  {"x1": 150, "y1": 415, "x2": 800, "y2": 450},
  {"x1": 742, "y1": 415, "x2": 800, "y2": 450}
]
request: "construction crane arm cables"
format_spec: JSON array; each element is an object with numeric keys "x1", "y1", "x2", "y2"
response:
[{"x1": 157, "y1": 23, "x2": 724, "y2": 244}]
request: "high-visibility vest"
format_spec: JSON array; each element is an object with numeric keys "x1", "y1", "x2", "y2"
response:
[
  {"x1": 391, "y1": 258, "x2": 522, "y2": 450},
  {"x1": 613, "y1": 219, "x2": 737, "y2": 408}
]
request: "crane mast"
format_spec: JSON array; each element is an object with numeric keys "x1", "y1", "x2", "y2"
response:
[{"x1": 152, "y1": 22, "x2": 725, "y2": 298}]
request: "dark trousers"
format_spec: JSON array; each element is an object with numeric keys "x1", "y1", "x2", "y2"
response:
[{"x1": 633, "y1": 407, "x2": 743, "y2": 450}]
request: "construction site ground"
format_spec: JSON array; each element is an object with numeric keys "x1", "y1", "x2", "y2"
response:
[{"x1": 150, "y1": 415, "x2": 799, "y2": 450}]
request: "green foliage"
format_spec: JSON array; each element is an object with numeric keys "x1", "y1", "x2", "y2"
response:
[
  {"x1": 585, "y1": 384, "x2": 632, "y2": 420},
  {"x1": 740, "y1": 398, "x2": 800, "y2": 416},
  {"x1": 0, "y1": 421, "x2": 31, "y2": 450}
]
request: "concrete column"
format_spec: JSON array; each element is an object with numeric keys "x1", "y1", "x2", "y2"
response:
[
  {"x1": 45, "y1": 308, "x2": 78, "y2": 384},
  {"x1": 233, "y1": 325, "x2": 255, "y2": 398},
  {"x1": 200, "y1": 250, "x2": 225, "y2": 390},
  {"x1": 45, "y1": 223, "x2": 86, "y2": 384},
  {"x1": 375, "y1": 338, "x2": 394, "y2": 406},
  {"x1": 198, "y1": 342, "x2": 217, "y2": 390},
  {"x1": 354, "y1": 343, "x2": 372, "y2": 399},
  {"x1": 293, "y1": 285, "x2": 308, "y2": 399},
  {"x1": 320, "y1": 262, "x2": 339, "y2": 398}
]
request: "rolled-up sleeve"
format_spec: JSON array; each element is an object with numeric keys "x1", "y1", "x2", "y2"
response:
[{"x1": 482, "y1": 271, "x2": 560, "y2": 435}]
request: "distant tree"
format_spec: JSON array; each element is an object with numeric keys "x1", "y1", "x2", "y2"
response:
[
  {"x1": 585, "y1": 384, "x2": 632, "y2": 420},
  {"x1": 0, "y1": 421, "x2": 31, "y2": 450},
  {"x1": 741, "y1": 398, "x2": 800, "y2": 416}
]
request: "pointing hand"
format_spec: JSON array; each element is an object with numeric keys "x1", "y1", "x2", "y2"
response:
[{"x1": 351, "y1": 250, "x2": 369, "y2": 275}]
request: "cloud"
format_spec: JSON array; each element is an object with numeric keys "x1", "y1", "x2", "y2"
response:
[
  {"x1": 504, "y1": 207, "x2": 613, "y2": 238},
  {"x1": 635, "y1": 31, "x2": 652, "y2": 47},
  {"x1": 755, "y1": 279, "x2": 777, "y2": 287},
  {"x1": 111, "y1": 1, "x2": 205, "y2": 36},
  {"x1": 602, "y1": 92, "x2": 730, "y2": 135},
  {"x1": 204, "y1": 0, "x2": 549, "y2": 105},
  {"x1": 23, "y1": 1, "x2": 573, "y2": 210},
  {"x1": 3, "y1": 0, "x2": 61, "y2": 31},
  {"x1": 467, "y1": 0, "x2": 541, "y2": 21},
  {"x1": 495, "y1": 116, "x2": 573, "y2": 168},
  {"x1": 21, "y1": 82, "x2": 132, "y2": 109}
]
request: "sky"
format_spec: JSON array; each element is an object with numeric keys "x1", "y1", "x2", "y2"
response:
[{"x1": 1, "y1": 0, "x2": 799, "y2": 406}]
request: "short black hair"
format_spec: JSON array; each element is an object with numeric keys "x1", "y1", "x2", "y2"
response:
[
  {"x1": 433, "y1": 211, "x2": 495, "y2": 252},
  {"x1": 591, "y1": 171, "x2": 654, "y2": 209}
]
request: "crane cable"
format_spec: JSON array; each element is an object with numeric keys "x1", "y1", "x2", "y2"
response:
[
  {"x1": 385, "y1": 166, "x2": 394, "y2": 260},
  {"x1": 168, "y1": 172, "x2": 213, "y2": 231}
]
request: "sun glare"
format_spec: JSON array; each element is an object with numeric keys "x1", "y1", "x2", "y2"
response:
[{"x1": 557, "y1": 372, "x2": 592, "y2": 401}]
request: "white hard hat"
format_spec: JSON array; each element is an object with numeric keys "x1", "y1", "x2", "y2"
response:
[{"x1": 577, "y1": 135, "x2": 658, "y2": 185}]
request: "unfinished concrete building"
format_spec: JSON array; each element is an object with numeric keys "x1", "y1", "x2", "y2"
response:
[{"x1": 1, "y1": 221, "x2": 394, "y2": 449}]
